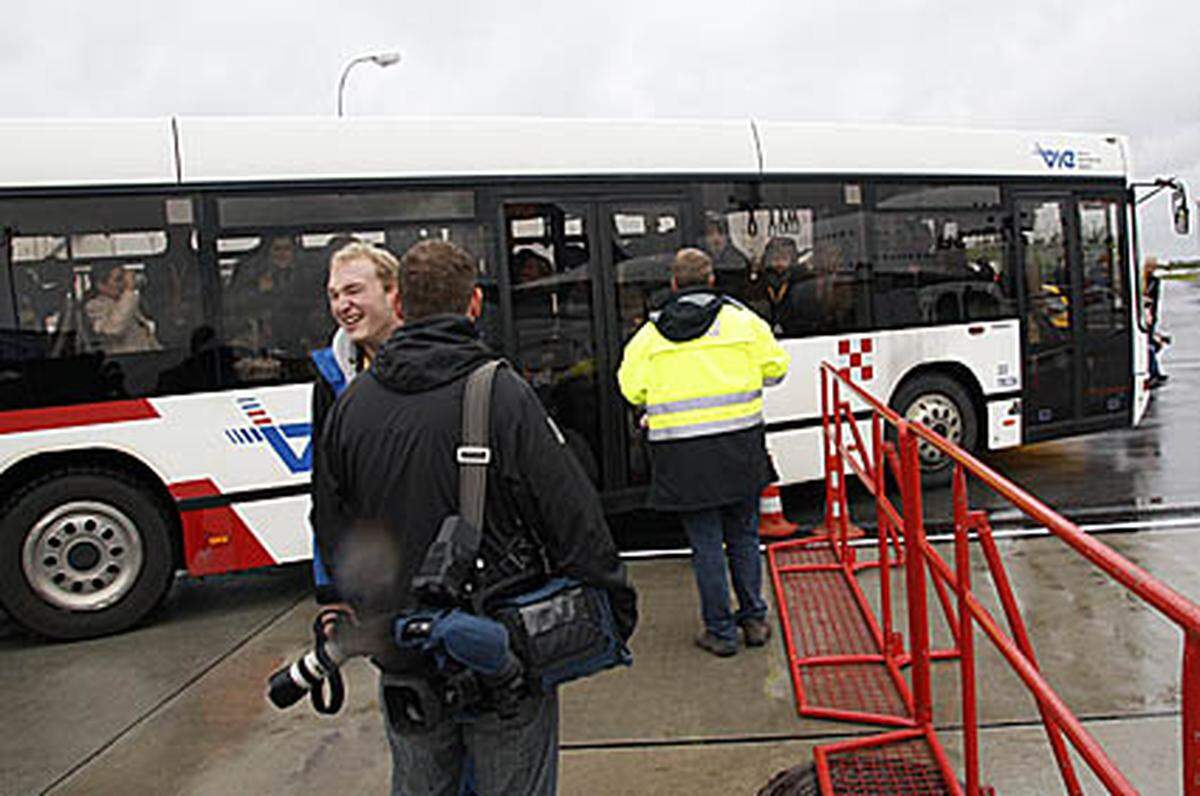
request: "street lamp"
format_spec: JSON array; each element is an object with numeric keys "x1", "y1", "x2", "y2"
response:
[{"x1": 337, "y1": 51, "x2": 401, "y2": 117}]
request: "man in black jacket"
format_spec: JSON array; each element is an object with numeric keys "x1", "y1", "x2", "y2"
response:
[
  {"x1": 313, "y1": 239, "x2": 636, "y2": 796},
  {"x1": 308, "y1": 241, "x2": 403, "y2": 605}
]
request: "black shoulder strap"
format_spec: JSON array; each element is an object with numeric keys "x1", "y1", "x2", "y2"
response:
[{"x1": 458, "y1": 360, "x2": 504, "y2": 532}]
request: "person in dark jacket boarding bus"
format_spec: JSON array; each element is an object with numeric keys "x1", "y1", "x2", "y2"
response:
[
  {"x1": 313, "y1": 239, "x2": 637, "y2": 795},
  {"x1": 619, "y1": 247, "x2": 789, "y2": 658}
]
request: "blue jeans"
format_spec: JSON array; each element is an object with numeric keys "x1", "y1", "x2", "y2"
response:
[
  {"x1": 680, "y1": 496, "x2": 767, "y2": 643},
  {"x1": 1150, "y1": 340, "x2": 1164, "y2": 380},
  {"x1": 384, "y1": 683, "x2": 558, "y2": 796}
]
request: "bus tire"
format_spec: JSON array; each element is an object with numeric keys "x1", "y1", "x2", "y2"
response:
[
  {"x1": 891, "y1": 374, "x2": 978, "y2": 487},
  {"x1": 0, "y1": 468, "x2": 175, "y2": 640}
]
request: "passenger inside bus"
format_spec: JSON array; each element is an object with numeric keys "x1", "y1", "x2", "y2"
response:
[
  {"x1": 84, "y1": 262, "x2": 162, "y2": 354},
  {"x1": 139, "y1": 227, "x2": 203, "y2": 351},
  {"x1": 762, "y1": 236, "x2": 825, "y2": 337},
  {"x1": 702, "y1": 213, "x2": 753, "y2": 297},
  {"x1": 12, "y1": 261, "x2": 66, "y2": 341},
  {"x1": 222, "y1": 234, "x2": 328, "y2": 381}
]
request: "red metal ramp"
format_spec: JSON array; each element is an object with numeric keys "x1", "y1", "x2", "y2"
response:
[
  {"x1": 771, "y1": 539, "x2": 911, "y2": 726},
  {"x1": 765, "y1": 361, "x2": 1200, "y2": 795}
]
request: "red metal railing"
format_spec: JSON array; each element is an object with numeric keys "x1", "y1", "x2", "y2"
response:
[{"x1": 771, "y1": 362, "x2": 1200, "y2": 794}]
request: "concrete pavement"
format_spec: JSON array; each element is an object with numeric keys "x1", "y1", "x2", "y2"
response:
[{"x1": 2, "y1": 528, "x2": 1192, "y2": 794}]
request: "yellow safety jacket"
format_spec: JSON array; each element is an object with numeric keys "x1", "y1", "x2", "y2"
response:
[{"x1": 618, "y1": 299, "x2": 789, "y2": 442}]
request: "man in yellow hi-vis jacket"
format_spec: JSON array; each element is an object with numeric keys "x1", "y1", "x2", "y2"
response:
[{"x1": 619, "y1": 248, "x2": 790, "y2": 657}]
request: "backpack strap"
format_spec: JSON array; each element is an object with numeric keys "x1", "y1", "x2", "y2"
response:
[{"x1": 458, "y1": 360, "x2": 504, "y2": 533}]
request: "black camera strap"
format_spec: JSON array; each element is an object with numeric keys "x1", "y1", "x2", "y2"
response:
[{"x1": 457, "y1": 360, "x2": 503, "y2": 534}]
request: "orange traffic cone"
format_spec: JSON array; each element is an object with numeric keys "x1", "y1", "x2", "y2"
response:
[{"x1": 758, "y1": 483, "x2": 798, "y2": 538}]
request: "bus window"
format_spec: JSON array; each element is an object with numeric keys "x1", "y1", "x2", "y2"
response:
[
  {"x1": 870, "y1": 184, "x2": 1010, "y2": 329},
  {"x1": 1078, "y1": 197, "x2": 1130, "y2": 418},
  {"x1": 1078, "y1": 199, "x2": 1127, "y2": 332},
  {"x1": 502, "y1": 202, "x2": 601, "y2": 483},
  {"x1": 218, "y1": 190, "x2": 474, "y2": 228},
  {"x1": 1018, "y1": 198, "x2": 1075, "y2": 427},
  {"x1": 610, "y1": 202, "x2": 685, "y2": 486},
  {"x1": 382, "y1": 222, "x2": 499, "y2": 349},
  {"x1": 613, "y1": 205, "x2": 682, "y2": 343},
  {"x1": 0, "y1": 195, "x2": 205, "y2": 405},
  {"x1": 214, "y1": 189, "x2": 495, "y2": 387},
  {"x1": 217, "y1": 232, "x2": 332, "y2": 384},
  {"x1": 871, "y1": 208, "x2": 1012, "y2": 328},
  {"x1": 699, "y1": 182, "x2": 870, "y2": 337}
]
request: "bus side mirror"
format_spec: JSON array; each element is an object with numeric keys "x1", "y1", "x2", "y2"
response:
[{"x1": 1171, "y1": 185, "x2": 1190, "y2": 235}]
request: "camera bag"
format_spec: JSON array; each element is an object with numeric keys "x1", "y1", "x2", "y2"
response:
[{"x1": 459, "y1": 361, "x2": 631, "y2": 692}]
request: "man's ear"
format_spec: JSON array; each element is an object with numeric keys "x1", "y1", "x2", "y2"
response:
[
  {"x1": 707, "y1": 272, "x2": 715, "y2": 288},
  {"x1": 467, "y1": 286, "x2": 484, "y2": 320},
  {"x1": 391, "y1": 288, "x2": 405, "y2": 323},
  {"x1": 670, "y1": 275, "x2": 679, "y2": 293}
]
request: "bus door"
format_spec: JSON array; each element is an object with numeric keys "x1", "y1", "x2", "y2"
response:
[
  {"x1": 1015, "y1": 191, "x2": 1132, "y2": 438},
  {"x1": 1016, "y1": 195, "x2": 1077, "y2": 433},
  {"x1": 496, "y1": 196, "x2": 689, "y2": 501},
  {"x1": 1074, "y1": 193, "x2": 1132, "y2": 423}
]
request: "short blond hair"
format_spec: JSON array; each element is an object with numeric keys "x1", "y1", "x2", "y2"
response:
[
  {"x1": 672, "y1": 247, "x2": 714, "y2": 288},
  {"x1": 330, "y1": 242, "x2": 400, "y2": 289}
]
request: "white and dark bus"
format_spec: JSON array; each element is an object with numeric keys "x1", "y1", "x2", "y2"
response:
[{"x1": 0, "y1": 117, "x2": 1187, "y2": 638}]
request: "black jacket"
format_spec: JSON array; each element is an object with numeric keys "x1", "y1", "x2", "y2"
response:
[
  {"x1": 310, "y1": 372, "x2": 339, "y2": 603},
  {"x1": 313, "y1": 315, "x2": 637, "y2": 641},
  {"x1": 308, "y1": 330, "x2": 362, "y2": 604}
]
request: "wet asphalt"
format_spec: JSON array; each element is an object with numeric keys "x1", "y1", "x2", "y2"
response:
[{"x1": 1, "y1": 278, "x2": 1198, "y2": 795}]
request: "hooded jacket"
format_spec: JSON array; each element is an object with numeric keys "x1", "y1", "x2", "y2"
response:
[
  {"x1": 618, "y1": 289, "x2": 789, "y2": 510},
  {"x1": 313, "y1": 315, "x2": 637, "y2": 641}
]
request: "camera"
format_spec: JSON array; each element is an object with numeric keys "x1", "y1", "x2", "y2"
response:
[
  {"x1": 266, "y1": 609, "x2": 389, "y2": 713},
  {"x1": 267, "y1": 606, "x2": 525, "y2": 727},
  {"x1": 267, "y1": 516, "x2": 526, "y2": 726}
]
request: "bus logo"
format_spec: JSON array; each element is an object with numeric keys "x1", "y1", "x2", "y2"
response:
[
  {"x1": 1035, "y1": 143, "x2": 1076, "y2": 170},
  {"x1": 837, "y1": 338, "x2": 875, "y2": 382},
  {"x1": 224, "y1": 397, "x2": 312, "y2": 474}
]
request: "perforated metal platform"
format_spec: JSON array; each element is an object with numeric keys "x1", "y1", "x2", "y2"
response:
[
  {"x1": 821, "y1": 737, "x2": 954, "y2": 795},
  {"x1": 769, "y1": 538, "x2": 959, "y2": 794},
  {"x1": 770, "y1": 540, "x2": 911, "y2": 725}
]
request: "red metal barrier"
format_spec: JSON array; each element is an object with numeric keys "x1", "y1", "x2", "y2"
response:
[{"x1": 768, "y1": 362, "x2": 1200, "y2": 794}]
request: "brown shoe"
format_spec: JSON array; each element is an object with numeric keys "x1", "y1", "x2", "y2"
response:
[
  {"x1": 741, "y1": 618, "x2": 772, "y2": 647},
  {"x1": 695, "y1": 631, "x2": 738, "y2": 657}
]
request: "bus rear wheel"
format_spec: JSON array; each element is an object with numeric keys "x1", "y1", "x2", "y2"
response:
[
  {"x1": 0, "y1": 469, "x2": 175, "y2": 640},
  {"x1": 891, "y1": 374, "x2": 978, "y2": 487}
]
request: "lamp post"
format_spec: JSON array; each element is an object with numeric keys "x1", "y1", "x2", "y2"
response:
[{"x1": 337, "y1": 51, "x2": 401, "y2": 117}]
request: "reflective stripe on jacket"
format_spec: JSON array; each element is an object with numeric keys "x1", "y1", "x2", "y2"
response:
[{"x1": 618, "y1": 303, "x2": 789, "y2": 441}]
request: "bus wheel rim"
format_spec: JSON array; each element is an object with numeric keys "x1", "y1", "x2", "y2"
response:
[
  {"x1": 21, "y1": 501, "x2": 145, "y2": 612},
  {"x1": 905, "y1": 393, "x2": 963, "y2": 467}
]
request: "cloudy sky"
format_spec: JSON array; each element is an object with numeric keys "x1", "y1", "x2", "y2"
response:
[{"x1": 1, "y1": 0, "x2": 1197, "y2": 257}]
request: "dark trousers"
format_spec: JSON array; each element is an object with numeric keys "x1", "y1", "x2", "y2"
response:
[
  {"x1": 680, "y1": 495, "x2": 768, "y2": 643},
  {"x1": 383, "y1": 682, "x2": 558, "y2": 796}
]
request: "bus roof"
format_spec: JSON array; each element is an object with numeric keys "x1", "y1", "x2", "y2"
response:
[{"x1": 0, "y1": 116, "x2": 1131, "y2": 189}]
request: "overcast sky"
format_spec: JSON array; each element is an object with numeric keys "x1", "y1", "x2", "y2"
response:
[{"x1": 1, "y1": 0, "x2": 1197, "y2": 257}]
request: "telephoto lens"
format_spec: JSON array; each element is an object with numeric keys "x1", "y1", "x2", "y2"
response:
[
  {"x1": 267, "y1": 637, "x2": 346, "y2": 709},
  {"x1": 266, "y1": 607, "x2": 362, "y2": 713}
]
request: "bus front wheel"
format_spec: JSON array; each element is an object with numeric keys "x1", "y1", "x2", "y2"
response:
[
  {"x1": 0, "y1": 469, "x2": 175, "y2": 640},
  {"x1": 891, "y1": 374, "x2": 978, "y2": 487}
]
